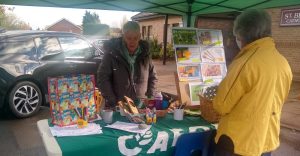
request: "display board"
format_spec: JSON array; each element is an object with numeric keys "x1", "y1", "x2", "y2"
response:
[{"x1": 172, "y1": 28, "x2": 227, "y2": 105}]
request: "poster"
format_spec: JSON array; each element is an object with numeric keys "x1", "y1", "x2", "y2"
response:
[
  {"x1": 172, "y1": 28, "x2": 227, "y2": 105},
  {"x1": 197, "y1": 29, "x2": 223, "y2": 47},
  {"x1": 200, "y1": 63, "x2": 226, "y2": 81},
  {"x1": 177, "y1": 64, "x2": 201, "y2": 81},
  {"x1": 172, "y1": 28, "x2": 198, "y2": 45},
  {"x1": 189, "y1": 82, "x2": 204, "y2": 105},
  {"x1": 201, "y1": 47, "x2": 226, "y2": 63},
  {"x1": 176, "y1": 47, "x2": 201, "y2": 63}
]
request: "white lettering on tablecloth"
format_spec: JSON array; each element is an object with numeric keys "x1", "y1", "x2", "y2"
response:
[
  {"x1": 147, "y1": 131, "x2": 169, "y2": 153},
  {"x1": 170, "y1": 129, "x2": 184, "y2": 146},
  {"x1": 118, "y1": 135, "x2": 142, "y2": 155},
  {"x1": 117, "y1": 126, "x2": 212, "y2": 155}
]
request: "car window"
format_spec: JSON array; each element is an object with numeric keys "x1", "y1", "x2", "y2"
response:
[
  {"x1": 35, "y1": 37, "x2": 62, "y2": 58},
  {"x1": 0, "y1": 39, "x2": 35, "y2": 55},
  {"x1": 58, "y1": 36, "x2": 93, "y2": 58}
]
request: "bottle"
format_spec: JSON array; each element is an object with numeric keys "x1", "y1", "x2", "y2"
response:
[
  {"x1": 152, "y1": 107, "x2": 157, "y2": 124},
  {"x1": 146, "y1": 108, "x2": 152, "y2": 124},
  {"x1": 154, "y1": 91, "x2": 163, "y2": 110}
]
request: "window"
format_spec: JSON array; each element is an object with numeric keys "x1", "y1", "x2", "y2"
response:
[
  {"x1": 142, "y1": 26, "x2": 146, "y2": 39},
  {"x1": 168, "y1": 23, "x2": 179, "y2": 43},
  {"x1": 172, "y1": 23, "x2": 180, "y2": 27},
  {"x1": 147, "y1": 25, "x2": 152, "y2": 40},
  {"x1": 58, "y1": 36, "x2": 93, "y2": 58},
  {"x1": 35, "y1": 37, "x2": 61, "y2": 58},
  {"x1": 167, "y1": 24, "x2": 172, "y2": 43},
  {"x1": 0, "y1": 39, "x2": 35, "y2": 55}
]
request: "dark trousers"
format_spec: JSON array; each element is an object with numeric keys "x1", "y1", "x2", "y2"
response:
[{"x1": 215, "y1": 135, "x2": 271, "y2": 156}]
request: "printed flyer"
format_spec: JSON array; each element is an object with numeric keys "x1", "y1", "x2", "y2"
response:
[
  {"x1": 200, "y1": 63, "x2": 226, "y2": 81},
  {"x1": 176, "y1": 47, "x2": 201, "y2": 63},
  {"x1": 200, "y1": 47, "x2": 226, "y2": 63},
  {"x1": 189, "y1": 82, "x2": 204, "y2": 105},
  {"x1": 197, "y1": 29, "x2": 223, "y2": 47},
  {"x1": 172, "y1": 28, "x2": 198, "y2": 45},
  {"x1": 177, "y1": 64, "x2": 201, "y2": 81}
]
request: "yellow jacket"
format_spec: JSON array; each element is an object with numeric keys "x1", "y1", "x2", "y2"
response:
[{"x1": 213, "y1": 37, "x2": 292, "y2": 156}]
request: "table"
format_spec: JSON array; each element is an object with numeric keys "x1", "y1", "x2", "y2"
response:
[{"x1": 37, "y1": 113, "x2": 216, "y2": 156}]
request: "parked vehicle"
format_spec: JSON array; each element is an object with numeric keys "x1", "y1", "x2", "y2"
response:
[
  {"x1": 91, "y1": 38, "x2": 108, "y2": 52},
  {"x1": 0, "y1": 30, "x2": 103, "y2": 118}
]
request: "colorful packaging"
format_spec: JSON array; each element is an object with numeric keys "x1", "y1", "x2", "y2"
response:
[{"x1": 48, "y1": 74, "x2": 97, "y2": 126}]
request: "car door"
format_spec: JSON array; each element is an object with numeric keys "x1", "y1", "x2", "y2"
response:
[
  {"x1": 58, "y1": 36, "x2": 101, "y2": 80},
  {"x1": 32, "y1": 36, "x2": 72, "y2": 93}
]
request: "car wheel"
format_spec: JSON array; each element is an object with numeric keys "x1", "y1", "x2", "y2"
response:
[{"x1": 8, "y1": 81, "x2": 42, "y2": 118}]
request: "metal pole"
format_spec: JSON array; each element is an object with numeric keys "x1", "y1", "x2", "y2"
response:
[
  {"x1": 163, "y1": 14, "x2": 169, "y2": 65},
  {"x1": 187, "y1": 0, "x2": 193, "y2": 27}
]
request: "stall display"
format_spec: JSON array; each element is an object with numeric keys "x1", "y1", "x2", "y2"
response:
[{"x1": 172, "y1": 28, "x2": 227, "y2": 105}]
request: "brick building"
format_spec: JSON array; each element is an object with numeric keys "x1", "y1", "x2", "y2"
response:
[
  {"x1": 267, "y1": 6, "x2": 300, "y2": 81},
  {"x1": 133, "y1": 7, "x2": 300, "y2": 81},
  {"x1": 131, "y1": 13, "x2": 182, "y2": 43},
  {"x1": 46, "y1": 18, "x2": 82, "y2": 34}
]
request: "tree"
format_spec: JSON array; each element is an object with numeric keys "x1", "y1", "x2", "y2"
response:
[
  {"x1": 0, "y1": 5, "x2": 31, "y2": 30},
  {"x1": 82, "y1": 10, "x2": 101, "y2": 25},
  {"x1": 0, "y1": 6, "x2": 6, "y2": 27},
  {"x1": 82, "y1": 10, "x2": 109, "y2": 36},
  {"x1": 83, "y1": 23, "x2": 110, "y2": 36}
]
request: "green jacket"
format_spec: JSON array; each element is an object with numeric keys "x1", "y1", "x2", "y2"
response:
[
  {"x1": 213, "y1": 37, "x2": 292, "y2": 155},
  {"x1": 97, "y1": 38, "x2": 157, "y2": 107}
]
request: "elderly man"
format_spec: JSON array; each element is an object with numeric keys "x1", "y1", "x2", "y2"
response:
[
  {"x1": 213, "y1": 9, "x2": 293, "y2": 155},
  {"x1": 97, "y1": 21, "x2": 157, "y2": 108}
]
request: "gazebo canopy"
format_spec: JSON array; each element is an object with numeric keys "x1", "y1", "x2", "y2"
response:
[{"x1": 1, "y1": 0, "x2": 300, "y2": 26}]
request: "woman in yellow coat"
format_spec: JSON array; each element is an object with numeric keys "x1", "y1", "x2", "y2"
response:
[{"x1": 213, "y1": 9, "x2": 293, "y2": 156}]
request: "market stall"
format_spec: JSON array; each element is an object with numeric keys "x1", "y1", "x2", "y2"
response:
[{"x1": 37, "y1": 113, "x2": 217, "y2": 156}]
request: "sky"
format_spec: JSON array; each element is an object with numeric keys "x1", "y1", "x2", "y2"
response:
[{"x1": 4, "y1": 5, "x2": 139, "y2": 30}]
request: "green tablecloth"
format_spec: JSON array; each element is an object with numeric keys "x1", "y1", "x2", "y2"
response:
[{"x1": 51, "y1": 113, "x2": 215, "y2": 156}]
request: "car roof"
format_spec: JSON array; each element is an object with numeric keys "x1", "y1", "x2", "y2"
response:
[{"x1": 0, "y1": 30, "x2": 80, "y2": 41}]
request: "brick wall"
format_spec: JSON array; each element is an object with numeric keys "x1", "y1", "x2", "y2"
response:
[
  {"x1": 47, "y1": 19, "x2": 82, "y2": 34},
  {"x1": 138, "y1": 16, "x2": 182, "y2": 43},
  {"x1": 267, "y1": 6, "x2": 300, "y2": 81},
  {"x1": 196, "y1": 17, "x2": 240, "y2": 66}
]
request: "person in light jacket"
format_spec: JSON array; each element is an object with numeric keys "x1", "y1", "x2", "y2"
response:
[
  {"x1": 97, "y1": 21, "x2": 158, "y2": 108},
  {"x1": 213, "y1": 9, "x2": 293, "y2": 156}
]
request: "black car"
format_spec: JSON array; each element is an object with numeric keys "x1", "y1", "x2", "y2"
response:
[{"x1": 0, "y1": 30, "x2": 103, "y2": 118}]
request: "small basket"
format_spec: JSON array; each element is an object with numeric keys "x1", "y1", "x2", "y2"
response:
[
  {"x1": 199, "y1": 95, "x2": 220, "y2": 123},
  {"x1": 156, "y1": 109, "x2": 168, "y2": 117}
]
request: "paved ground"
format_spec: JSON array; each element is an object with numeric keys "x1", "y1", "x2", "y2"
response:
[
  {"x1": 0, "y1": 107, "x2": 48, "y2": 156},
  {"x1": 0, "y1": 59, "x2": 299, "y2": 156}
]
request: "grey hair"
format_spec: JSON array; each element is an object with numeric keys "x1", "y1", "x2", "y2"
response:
[
  {"x1": 122, "y1": 21, "x2": 140, "y2": 34},
  {"x1": 233, "y1": 9, "x2": 271, "y2": 44}
]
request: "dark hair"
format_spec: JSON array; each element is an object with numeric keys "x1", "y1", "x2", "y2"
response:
[{"x1": 233, "y1": 9, "x2": 271, "y2": 44}]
